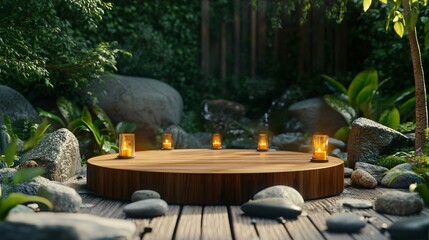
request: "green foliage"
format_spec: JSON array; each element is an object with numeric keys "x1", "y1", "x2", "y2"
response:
[
  {"x1": 0, "y1": 0, "x2": 122, "y2": 101},
  {"x1": 0, "y1": 141, "x2": 52, "y2": 221},
  {"x1": 323, "y1": 69, "x2": 414, "y2": 139},
  {"x1": 39, "y1": 97, "x2": 135, "y2": 158},
  {"x1": 375, "y1": 155, "x2": 406, "y2": 169}
]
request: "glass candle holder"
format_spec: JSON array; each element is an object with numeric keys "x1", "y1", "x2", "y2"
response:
[
  {"x1": 257, "y1": 133, "x2": 269, "y2": 151},
  {"x1": 212, "y1": 133, "x2": 222, "y2": 150},
  {"x1": 118, "y1": 133, "x2": 135, "y2": 159},
  {"x1": 162, "y1": 133, "x2": 173, "y2": 150},
  {"x1": 312, "y1": 134, "x2": 329, "y2": 162}
]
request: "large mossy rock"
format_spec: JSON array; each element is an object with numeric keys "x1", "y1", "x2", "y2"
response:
[
  {"x1": 22, "y1": 128, "x2": 81, "y2": 182},
  {"x1": 89, "y1": 74, "x2": 183, "y2": 150},
  {"x1": 288, "y1": 98, "x2": 347, "y2": 136},
  {"x1": 0, "y1": 85, "x2": 38, "y2": 126},
  {"x1": 347, "y1": 118, "x2": 412, "y2": 168}
]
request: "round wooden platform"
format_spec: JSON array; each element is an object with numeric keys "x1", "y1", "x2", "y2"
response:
[{"x1": 87, "y1": 149, "x2": 344, "y2": 204}]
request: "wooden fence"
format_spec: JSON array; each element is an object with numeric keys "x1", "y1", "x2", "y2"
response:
[{"x1": 200, "y1": 0, "x2": 350, "y2": 83}]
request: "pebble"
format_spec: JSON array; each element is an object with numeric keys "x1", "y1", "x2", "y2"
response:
[
  {"x1": 355, "y1": 162, "x2": 388, "y2": 183},
  {"x1": 374, "y1": 191, "x2": 424, "y2": 216},
  {"x1": 241, "y1": 197, "x2": 302, "y2": 219},
  {"x1": 131, "y1": 190, "x2": 161, "y2": 202},
  {"x1": 123, "y1": 199, "x2": 168, "y2": 218},
  {"x1": 326, "y1": 213, "x2": 366, "y2": 233},
  {"x1": 336, "y1": 198, "x2": 372, "y2": 209},
  {"x1": 344, "y1": 167, "x2": 353, "y2": 178}
]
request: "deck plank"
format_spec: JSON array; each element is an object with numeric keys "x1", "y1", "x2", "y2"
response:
[
  {"x1": 229, "y1": 206, "x2": 259, "y2": 240},
  {"x1": 175, "y1": 206, "x2": 203, "y2": 240},
  {"x1": 253, "y1": 217, "x2": 292, "y2": 240},
  {"x1": 201, "y1": 206, "x2": 232, "y2": 240},
  {"x1": 143, "y1": 205, "x2": 181, "y2": 240}
]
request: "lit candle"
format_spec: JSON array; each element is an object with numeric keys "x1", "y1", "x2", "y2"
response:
[
  {"x1": 118, "y1": 133, "x2": 135, "y2": 158},
  {"x1": 257, "y1": 133, "x2": 268, "y2": 151},
  {"x1": 212, "y1": 133, "x2": 222, "y2": 149},
  {"x1": 314, "y1": 148, "x2": 327, "y2": 160},
  {"x1": 162, "y1": 133, "x2": 173, "y2": 150},
  {"x1": 312, "y1": 134, "x2": 328, "y2": 162}
]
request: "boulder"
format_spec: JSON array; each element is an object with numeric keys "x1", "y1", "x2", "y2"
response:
[
  {"x1": 21, "y1": 128, "x2": 81, "y2": 182},
  {"x1": 347, "y1": 118, "x2": 412, "y2": 168},
  {"x1": 0, "y1": 168, "x2": 50, "y2": 197},
  {"x1": 38, "y1": 182, "x2": 82, "y2": 213},
  {"x1": 0, "y1": 85, "x2": 38, "y2": 126},
  {"x1": 288, "y1": 98, "x2": 347, "y2": 136},
  {"x1": 0, "y1": 212, "x2": 136, "y2": 240},
  {"x1": 388, "y1": 216, "x2": 429, "y2": 240},
  {"x1": 381, "y1": 163, "x2": 422, "y2": 188},
  {"x1": 89, "y1": 74, "x2": 183, "y2": 150},
  {"x1": 374, "y1": 191, "x2": 424, "y2": 216},
  {"x1": 271, "y1": 133, "x2": 308, "y2": 152},
  {"x1": 164, "y1": 125, "x2": 201, "y2": 149}
]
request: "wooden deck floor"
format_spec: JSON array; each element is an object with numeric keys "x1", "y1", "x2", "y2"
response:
[{"x1": 77, "y1": 179, "x2": 429, "y2": 240}]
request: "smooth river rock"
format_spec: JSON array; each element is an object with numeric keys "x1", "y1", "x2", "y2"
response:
[
  {"x1": 351, "y1": 169, "x2": 377, "y2": 188},
  {"x1": 336, "y1": 198, "x2": 373, "y2": 209},
  {"x1": 355, "y1": 162, "x2": 388, "y2": 184},
  {"x1": 123, "y1": 199, "x2": 168, "y2": 218},
  {"x1": 388, "y1": 215, "x2": 429, "y2": 240},
  {"x1": 131, "y1": 190, "x2": 161, "y2": 202},
  {"x1": 0, "y1": 212, "x2": 136, "y2": 240},
  {"x1": 241, "y1": 198, "x2": 302, "y2": 219},
  {"x1": 374, "y1": 191, "x2": 424, "y2": 216},
  {"x1": 326, "y1": 213, "x2": 366, "y2": 233},
  {"x1": 381, "y1": 163, "x2": 422, "y2": 188},
  {"x1": 37, "y1": 182, "x2": 82, "y2": 213},
  {"x1": 253, "y1": 185, "x2": 304, "y2": 206}
]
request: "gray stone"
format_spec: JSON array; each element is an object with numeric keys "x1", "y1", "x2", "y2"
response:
[
  {"x1": 89, "y1": 74, "x2": 183, "y2": 150},
  {"x1": 374, "y1": 191, "x2": 424, "y2": 216},
  {"x1": 241, "y1": 198, "x2": 302, "y2": 219},
  {"x1": 288, "y1": 97, "x2": 347, "y2": 136},
  {"x1": 271, "y1": 133, "x2": 308, "y2": 151},
  {"x1": 388, "y1": 215, "x2": 429, "y2": 240},
  {"x1": 326, "y1": 213, "x2": 366, "y2": 233},
  {"x1": 329, "y1": 138, "x2": 346, "y2": 150},
  {"x1": 8, "y1": 205, "x2": 35, "y2": 215},
  {"x1": 0, "y1": 212, "x2": 136, "y2": 240},
  {"x1": 37, "y1": 182, "x2": 82, "y2": 213},
  {"x1": 381, "y1": 163, "x2": 422, "y2": 188},
  {"x1": 202, "y1": 99, "x2": 245, "y2": 122},
  {"x1": 131, "y1": 190, "x2": 161, "y2": 202},
  {"x1": 331, "y1": 148, "x2": 347, "y2": 160},
  {"x1": 0, "y1": 85, "x2": 38, "y2": 126},
  {"x1": 0, "y1": 168, "x2": 50, "y2": 197},
  {"x1": 22, "y1": 128, "x2": 81, "y2": 182},
  {"x1": 344, "y1": 167, "x2": 353, "y2": 178},
  {"x1": 355, "y1": 162, "x2": 388, "y2": 184},
  {"x1": 351, "y1": 169, "x2": 378, "y2": 188},
  {"x1": 0, "y1": 127, "x2": 11, "y2": 154},
  {"x1": 351, "y1": 169, "x2": 377, "y2": 188},
  {"x1": 253, "y1": 185, "x2": 304, "y2": 206},
  {"x1": 164, "y1": 125, "x2": 201, "y2": 149},
  {"x1": 336, "y1": 198, "x2": 372, "y2": 209},
  {"x1": 123, "y1": 199, "x2": 168, "y2": 218},
  {"x1": 347, "y1": 118, "x2": 412, "y2": 168}
]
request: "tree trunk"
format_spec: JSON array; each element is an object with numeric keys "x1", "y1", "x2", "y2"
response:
[{"x1": 402, "y1": 0, "x2": 428, "y2": 149}]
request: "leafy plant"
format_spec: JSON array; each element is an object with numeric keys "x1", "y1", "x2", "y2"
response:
[
  {"x1": 323, "y1": 69, "x2": 415, "y2": 141},
  {"x1": 1, "y1": 115, "x2": 51, "y2": 167},
  {"x1": 0, "y1": 142, "x2": 53, "y2": 221},
  {"x1": 38, "y1": 97, "x2": 136, "y2": 158}
]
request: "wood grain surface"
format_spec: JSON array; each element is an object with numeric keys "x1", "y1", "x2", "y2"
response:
[{"x1": 87, "y1": 149, "x2": 344, "y2": 204}]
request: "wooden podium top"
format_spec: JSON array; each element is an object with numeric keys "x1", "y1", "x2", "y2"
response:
[{"x1": 87, "y1": 149, "x2": 344, "y2": 174}]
